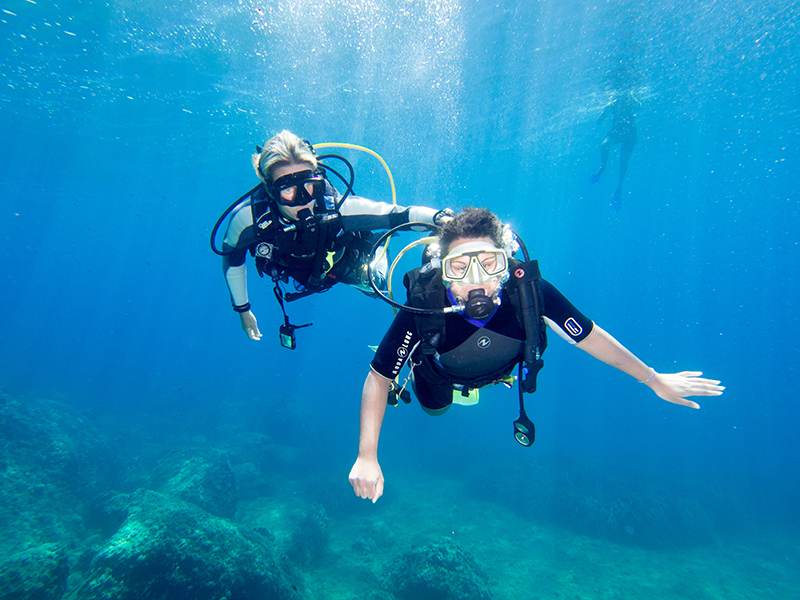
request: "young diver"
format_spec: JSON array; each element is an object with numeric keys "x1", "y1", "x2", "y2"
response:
[
  {"x1": 213, "y1": 130, "x2": 450, "y2": 348},
  {"x1": 348, "y1": 207, "x2": 724, "y2": 503}
]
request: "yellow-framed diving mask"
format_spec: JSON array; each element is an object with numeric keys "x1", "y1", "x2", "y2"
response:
[{"x1": 441, "y1": 241, "x2": 509, "y2": 286}]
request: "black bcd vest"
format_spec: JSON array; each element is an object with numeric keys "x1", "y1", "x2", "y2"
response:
[
  {"x1": 403, "y1": 257, "x2": 548, "y2": 393},
  {"x1": 248, "y1": 187, "x2": 346, "y2": 295}
]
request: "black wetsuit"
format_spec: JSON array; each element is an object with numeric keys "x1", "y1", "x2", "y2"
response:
[{"x1": 371, "y1": 280, "x2": 594, "y2": 410}]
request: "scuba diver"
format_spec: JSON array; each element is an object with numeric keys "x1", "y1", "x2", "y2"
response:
[
  {"x1": 591, "y1": 90, "x2": 642, "y2": 211},
  {"x1": 348, "y1": 207, "x2": 724, "y2": 503},
  {"x1": 211, "y1": 130, "x2": 451, "y2": 348}
]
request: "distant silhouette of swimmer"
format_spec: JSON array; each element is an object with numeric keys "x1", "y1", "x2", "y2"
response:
[{"x1": 591, "y1": 91, "x2": 641, "y2": 211}]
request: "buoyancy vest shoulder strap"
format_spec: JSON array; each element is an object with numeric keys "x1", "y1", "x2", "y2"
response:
[
  {"x1": 250, "y1": 184, "x2": 272, "y2": 235},
  {"x1": 404, "y1": 263, "x2": 447, "y2": 355},
  {"x1": 504, "y1": 258, "x2": 547, "y2": 393}
]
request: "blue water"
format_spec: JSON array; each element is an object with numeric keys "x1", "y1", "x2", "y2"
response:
[{"x1": 1, "y1": 0, "x2": 799, "y2": 595}]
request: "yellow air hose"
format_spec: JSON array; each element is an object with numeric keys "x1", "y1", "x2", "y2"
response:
[
  {"x1": 314, "y1": 142, "x2": 397, "y2": 207},
  {"x1": 386, "y1": 236, "x2": 439, "y2": 313},
  {"x1": 317, "y1": 143, "x2": 440, "y2": 397},
  {"x1": 315, "y1": 142, "x2": 401, "y2": 311}
]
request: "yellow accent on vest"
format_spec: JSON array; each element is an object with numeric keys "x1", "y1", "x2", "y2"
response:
[
  {"x1": 452, "y1": 388, "x2": 480, "y2": 406},
  {"x1": 323, "y1": 250, "x2": 336, "y2": 273}
]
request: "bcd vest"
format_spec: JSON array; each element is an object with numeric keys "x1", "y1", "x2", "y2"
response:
[
  {"x1": 404, "y1": 258, "x2": 548, "y2": 393},
  {"x1": 248, "y1": 186, "x2": 349, "y2": 295}
]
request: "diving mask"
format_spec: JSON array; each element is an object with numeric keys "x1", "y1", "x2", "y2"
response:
[
  {"x1": 268, "y1": 170, "x2": 326, "y2": 207},
  {"x1": 441, "y1": 242, "x2": 509, "y2": 286}
]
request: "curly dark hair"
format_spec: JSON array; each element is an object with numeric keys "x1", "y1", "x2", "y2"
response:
[{"x1": 438, "y1": 207, "x2": 505, "y2": 254}]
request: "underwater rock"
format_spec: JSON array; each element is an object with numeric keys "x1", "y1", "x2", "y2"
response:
[
  {"x1": 214, "y1": 428, "x2": 301, "y2": 476},
  {"x1": 466, "y1": 456, "x2": 717, "y2": 549},
  {"x1": 0, "y1": 393, "x2": 111, "y2": 498},
  {"x1": 149, "y1": 448, "x2": 237, "y2": 519},
  {"x1": 351, "y1": 520, "x2": 397, "y2": 557},
  {"x1": 75, "y1": 489, "x2": 297, "y2": 600},
  {"x1": 232, "y1": 461, "x2": 273, "y2": 500},
  {"x1": 369, "y1": 521, "x2": 397, "y2": 549},
  {"x1": 0, "y1": 392, "x2": 111, "y2": 554},
  {"x1": 85, "y1": 491, "x2": 132, "y2": 538},
  {"x1": 285, "y1": 502, "x2": 329, "y2": 568},
  {"x1": 385, "y1": 537, "x2": 493, "y2": 600},
  {"x1": 0, "y1": 543, "x2": 69, "y2": 600},
  {"x1": 237, "y1": 496, "x2": 331, "y2": 571},
  {"x1": 351, "y1": 537, "x2": 377, "y2": 556}
]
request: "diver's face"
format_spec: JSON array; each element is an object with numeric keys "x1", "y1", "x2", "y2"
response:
[
  {"x1": 271, "y1": 162, "x2": 316, "y2": 221},
  {"x1": 445, "y1": 237, "x2": 504, "y2": 302}
]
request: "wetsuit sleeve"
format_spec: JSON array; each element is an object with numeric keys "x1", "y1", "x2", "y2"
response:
[
  {"x1": 370, "y1": 308, "x2": 420, "y2": 380},
  {"x1": 222, "y1": 204, "x2": 254, "y2": 307},
  {"x1": 338, "y1": 196, "x2": 438, "y2": 232},
  {"x1": 541, "y1": 279, "x2": 594, "y2": 344}
]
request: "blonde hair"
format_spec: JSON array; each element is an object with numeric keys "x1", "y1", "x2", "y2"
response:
[{"x1": 251, "y1": 130, "x2": 318, "y2": 183}]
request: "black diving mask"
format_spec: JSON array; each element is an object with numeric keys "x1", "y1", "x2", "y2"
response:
[{"x1": 269, "y1": 170, "x2": 326, "y2": 207}]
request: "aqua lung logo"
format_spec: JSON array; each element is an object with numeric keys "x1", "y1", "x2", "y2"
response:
[
  {"x1": 258, "y1": 219, "x2": 272, "y2": 230},
  {"x1": 477, "y1": 336, "x2": 491, "y2": 349},
  {"x1": 256, "y1": 242, "x2": 273, "y2": 259},
  {"x1": 564, "y1": 318, "x2": 583, "y2": 337},
  {"x1": 392, "y1": 331, "x2": 414, "y2": 376}
]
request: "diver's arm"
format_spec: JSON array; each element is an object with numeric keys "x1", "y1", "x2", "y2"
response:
[
  {"x1": 222, "y1": 205, "x2": 253, "y2": 306},
  {"x1": 576, "y1": 325, "x2": 724, "y2": 409},
  {"x1": 222, "y1": 205, "x2": 262, "y2": 340},
  {"x1": 223, "y1": 257, "x2": 262, "y2": 341},
  {"x1": 349, "y1": 369, "x2": 391, "y2": 503},
  {"x1": 223, "y1": 255, "x2": 249, "y2": 306},
  {"x1": 338, "y1": 196, "x2": 440, "y2": 231}
]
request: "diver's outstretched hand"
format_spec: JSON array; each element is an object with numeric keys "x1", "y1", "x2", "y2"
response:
[
  {"x1": 349, "y1": 457, "x2": 384, "y2": 504},
  {"x1": 239, "y1": 310, "x2": 262, "y2": 341},
  {"x1": 646, "y1": 371, "x2": 724, "y2": 409}
]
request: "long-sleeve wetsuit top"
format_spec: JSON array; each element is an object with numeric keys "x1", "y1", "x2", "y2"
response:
[
  {"x1": 222, "y1": 184, "x2": 439, "y2": 308},
  {"x1": 370, "y1": 279, "x2": 594, "y2": 382}
]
